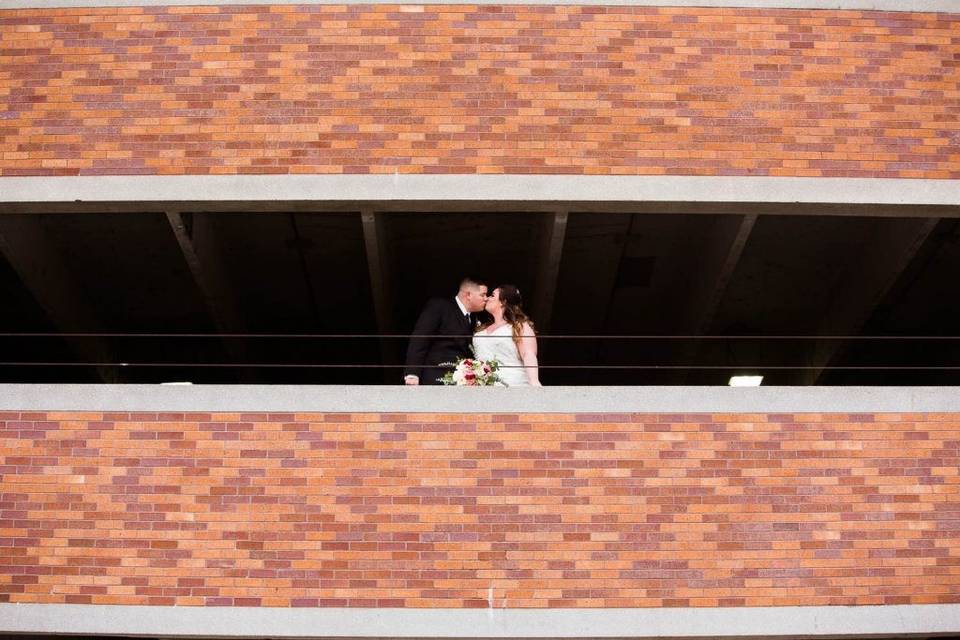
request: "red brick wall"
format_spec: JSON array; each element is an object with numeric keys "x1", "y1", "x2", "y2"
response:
[
  {"x1": 1, "y1": 410, "x2": 958, "y2": 607},
  {"x1": 1, "y1": 5, "x2": 957, "y2": 179}
]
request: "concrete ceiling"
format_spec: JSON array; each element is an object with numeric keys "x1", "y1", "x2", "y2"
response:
[{"x1": 0, "y1": 209, "x2": 957, "y2": 386}]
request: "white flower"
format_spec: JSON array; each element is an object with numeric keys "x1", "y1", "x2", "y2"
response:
[{"x1": 439, "y1": 355, "x2": 502, "y2": 386}]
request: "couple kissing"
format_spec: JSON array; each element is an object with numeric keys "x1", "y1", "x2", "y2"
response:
[{"x1": 403, "y1": 277, "x2": 542, "y2": 387}]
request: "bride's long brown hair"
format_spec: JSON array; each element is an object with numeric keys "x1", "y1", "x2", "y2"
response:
[{"x1": 479, "y1": 284, "x2": 536, "y2": 344}]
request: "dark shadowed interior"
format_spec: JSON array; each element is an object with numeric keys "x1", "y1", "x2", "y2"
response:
[{"x1": 0, "y1": 209, "x2": 958, "y2": 385}]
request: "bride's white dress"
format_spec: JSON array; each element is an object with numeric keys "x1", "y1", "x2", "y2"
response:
[{"x1": 473, "y1": 324, "x2": 529, "y2": 387}]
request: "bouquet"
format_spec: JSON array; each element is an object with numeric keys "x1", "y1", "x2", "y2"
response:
[{"x1": 439, "y1": 356, "x2": 501, "y2": 386}]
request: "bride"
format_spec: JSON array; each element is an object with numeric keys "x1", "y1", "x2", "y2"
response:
[{"x1": 473, "y1": 285, "x2": 542, "y2": 387}]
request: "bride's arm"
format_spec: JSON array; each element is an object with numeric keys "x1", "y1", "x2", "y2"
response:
[{"x1": 518, "y1": 323, "x2": 542, "y2": 386}]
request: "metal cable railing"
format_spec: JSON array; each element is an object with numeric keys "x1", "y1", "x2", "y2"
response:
[
  {"x1": 1, "y1": 332, "x2": 959, "y2": 340},
  {"x1": 0, "y1": 362, "x2": 959, "y2": 370},
  {"x1": 0, "y1": 332, "x2": 957, "y2": 371}
]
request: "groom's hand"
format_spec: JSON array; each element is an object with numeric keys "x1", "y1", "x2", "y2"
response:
[{"x1": 404, "y1": 375, "x2": 419, "y2": 385}]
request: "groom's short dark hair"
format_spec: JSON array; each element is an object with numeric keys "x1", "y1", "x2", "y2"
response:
[{"x1": 459, "y1": 276, "x2": 485, "y2": 290}]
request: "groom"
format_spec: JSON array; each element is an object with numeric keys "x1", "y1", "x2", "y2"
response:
[{"x1": 404, "y1": 277, "x2": 489, "y2": 385}]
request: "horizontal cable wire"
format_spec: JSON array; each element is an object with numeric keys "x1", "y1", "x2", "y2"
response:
[
  {"x1": 1, "y1": 333, "x2": 959, "y2": 340},
  {"x1": 1, "y1": 362, "x2": 959, "y2": 370},
  {"x1": 1, "y1": 334, "x2": 954, "y2": 371}
]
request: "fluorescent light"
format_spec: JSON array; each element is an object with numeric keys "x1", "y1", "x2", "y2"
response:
[
  {"x1": 160, "y1": 381, "x2": 193, "y2": 386},
  {"x1": 729, "y1": 375, "x2": 763, "y2": 387}
]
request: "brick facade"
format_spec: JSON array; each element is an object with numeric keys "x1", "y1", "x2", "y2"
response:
[
  {"x1": 1, "y1": 410, "x2": 958, "y2": 607},
  {"x1": 1, "y1": 5, "x2": 958, "y2": 179}
]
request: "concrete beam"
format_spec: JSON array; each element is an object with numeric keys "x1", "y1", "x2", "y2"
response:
[
  {"x1": 2, "y1": 383, "x2": 960, "y2": 414},
  {"x1": 3, "y1": 602, "x2": 960, "y2": 638},
  {"x1": 0, "y1": 215, "x2": 118, "y2": 382},
  {"x1": 698, "y1": 215, "x2": 756, "y2": 336},
  {"x1": 531, "y1": 211, "x2": 568, "y2": 331},
  {"x1": 286, "y1": 213, "x2": 323, "y2": 328},
  {"x1": 803, "y1": 217, "x2": 941, "y2": 385},
  {"x1": 556, "y1": 214, "x2": 632, "y2": 337},
  {"x1": 675, "y1": 214, "x2": 757, "y2": 384},
  {"x1": 165, "y1": 211, "x2": 252, "y2": 381},
  {"x1": 165, "y1": 212, "x2": 247, "y2": 334},
  {"x1": 548, "y1": 214, "x2": 633, "y2": 381},
  {"x1": 361, "y1": 210, "x2": 398, "y2": 381},
  {"x1": 361, "y1": 211, "x2": 392, "y2": 336},
  {"x1": 2, "y1": 176, "x2": 958, "y2": 211}
]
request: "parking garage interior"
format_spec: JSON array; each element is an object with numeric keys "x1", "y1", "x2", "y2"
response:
[{"x1": 0, "y1": 205, "x2": 958, "y2": 386}]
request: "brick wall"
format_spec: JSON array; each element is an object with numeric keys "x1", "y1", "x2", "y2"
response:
[
  {"x1": 1, "y1": 410, "x2": 958, "y2": 607},
  {"x1": 1, "y1": 5, "x2": 957, "y2": 179}
]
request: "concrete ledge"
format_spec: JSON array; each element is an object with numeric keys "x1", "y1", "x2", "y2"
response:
[
  {"x1": 2, "y1": 175, "x2": 959, "y2": 208},
  {"x1": 2, "y1": 603, "x2": 959, "y2": 638},
  {"x1": 2, "y1": 384, "x2": 960, "y2": 413},
  {"x1": 2, "y1": 0, "x2": 959, "y2": 12}
]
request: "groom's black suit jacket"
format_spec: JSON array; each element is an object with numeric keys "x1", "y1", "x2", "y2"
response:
[{"x1": 404, "y1": 297, "x2": 476, "y2": 385}]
